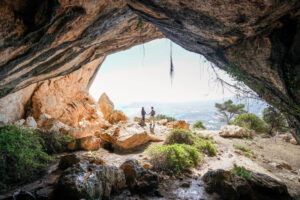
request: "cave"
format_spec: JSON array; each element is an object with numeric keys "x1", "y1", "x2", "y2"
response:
[
  {"x1": 0, "y1": 0, "x2": 299, "y2": 143},
  {"x1": 0, "y1": 0, "x2": 300, "y2": 199}
]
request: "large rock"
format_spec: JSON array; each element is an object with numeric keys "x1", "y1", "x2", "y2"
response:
[
  {"x1": 24, "y1": 116, "x2": 37, "y2": 129},
  {"x1": 54, "y1": 160, "x2": 126, "y2": 200},
  {"x1": 168, "y1": 120, "x2": 190, "y2": 130},
  {"x1": 120, "y1": 159, "x2": 159, "y2": 192},
  {"x1": 202, "y1": 169, "x2": 292, "y2": 200},
  {"x1": 100, "y1": 123, "x2": 162, "y2": 151},
  {"x1": 29, "y1": 60, "x2": 105, "y2": 127},
  {"x1": 219, "y1": 125, "x2": 252, "y2": 138},
  {"x1": 98, "y1": 93, "x2": 128, "y2": 124}
]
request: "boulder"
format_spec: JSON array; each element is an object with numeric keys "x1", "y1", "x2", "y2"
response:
[
  {"x1": 100, "y1": 123, "x2": 162, "y2": 151},
  {"x1": 169, "y1": 120, "x2": 190, "y2": 130},
  {"x1": 202, "y1": 169, "x2": 292, "y2": 200},
  {"x1": 98, "y1": 93, "x2": 114, "y2": 120},
  {"x1": 54, "y1": 160, "x2": 126, "y2": 200},
  {"x1": 120, "y1": 159, "x2": 159, "y2": 192},
  {"x1": 98, "y1": 93, "x2": 128, "y2": 124},
  {"x1": 25, "y1": 116, "x2": 37, "y2": 129},
  {"x1": 219, "y1": 125, "x2": 251, "y2": 138}
]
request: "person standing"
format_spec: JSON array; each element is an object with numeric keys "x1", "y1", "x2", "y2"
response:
[
  {"x1": 149, "y1": 106, "x2": 156, "y2": 128},
  {"x1": 141, "y1": 107, "x2": 146, "y2": 122}
]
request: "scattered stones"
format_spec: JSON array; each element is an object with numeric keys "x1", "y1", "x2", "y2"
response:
[
  {"x1": 120, "y1": 159, "x2": 159, "y2": 192},
  {"x1": 219, "y1": 125, "x2": 251, "y2": 138}
]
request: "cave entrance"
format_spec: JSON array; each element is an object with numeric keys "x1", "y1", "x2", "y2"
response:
[{"x1": 89, "y1": 38, "x2": 262, "y2": 130}]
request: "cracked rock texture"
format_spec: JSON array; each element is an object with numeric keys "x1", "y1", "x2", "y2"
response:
[{"x1": 0, "y1": 0, "x2": 299, "y2": 143}]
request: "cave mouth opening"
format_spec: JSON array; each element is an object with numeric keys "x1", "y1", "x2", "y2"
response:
[{"x1": 88, "y1": 38, "x2": 263, "y2": 130}]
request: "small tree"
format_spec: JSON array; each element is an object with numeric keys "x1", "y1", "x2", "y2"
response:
[
  {"x1": 215, "y1": 100, "x2": 247, "y2": 124},
  {"x1": 262, "y1": 107, "x2": 288, "y2": 134}
]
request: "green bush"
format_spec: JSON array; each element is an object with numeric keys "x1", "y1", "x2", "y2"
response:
[
  {"x1": 194, "y1": 136, "x2": 217, "y2": 156},
  {"x1": 230, "y1": 164, "x2": 251, "y2": 179},
  {"x1": 165, "y1": 129, "x2": 195, "y2": 145},
  {"x1": 0, "y1": 125, "x2": 53, "y2": 191},
  {"x1": 233, "y1": 113, "x2": 267, "y2": 133},
  {"x1": 233, "y1": 143, "x2": 253, "y2": 159},
  {"x1": 262, "y1": 107, "x2": 288, "y2": 134},
  {"x1": 147, "y1": 143, "x2": 202, "y2": 174},
  {"x1": 155, "y1": 114, "x2": 176, "y2": 122},
  {"x1": 193, "y1": 121, "x2": 206, "y2": 130},
  {"x1": 37, "y1": 130, "x2": 73, "y2": 154}
]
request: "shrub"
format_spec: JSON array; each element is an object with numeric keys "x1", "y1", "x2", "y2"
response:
[
  {"x1": 165, "y1": 129, "x2": 195, "y2": 145},
  {"x1": 230, "y1": 164, "x2": 251, "y2": 179},
  {"x1": 37, "y1": 130, "x2": 74, "y2": 154},
  {"x1": 0, "y1": 125, "x2": 53, "y2": 191},
  {"x1": 155, "y1": 114, "x2": 176, "y2": 122},
  {"x1": 233, "y1": 113, "x2": 267, "y2": 133},
  {"x1": 194, "y1": 136, "x2": 217, "y2": 156},
  {"x1": 193, "y1": 121, "x2": 206, "y2": 129},
  {"x1": 262, "y1": 107, "x2": 288, "y2": 134},
  {"x1": 147, "y1": 143, "x2": 202, "y2": 174},
  {"x1": 233, "y1": 143, "x2": 253, "y2": 159}
]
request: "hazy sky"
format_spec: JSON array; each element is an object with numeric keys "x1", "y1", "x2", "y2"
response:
[{"x1": 89, "y1": 39, "x2": 237, "y2": 105}]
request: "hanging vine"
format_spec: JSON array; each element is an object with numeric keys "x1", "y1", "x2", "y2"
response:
[{"x1": 170, "y1": 41, "x2": 174, "y2": 85}]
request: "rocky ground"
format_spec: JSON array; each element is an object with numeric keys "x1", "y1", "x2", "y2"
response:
[
  {"x1": 1, "y1": 92, "x2": 299, "y2": 199},
  {"x1": 75, "y1": 122, "x2": 300, "y2": 199}
]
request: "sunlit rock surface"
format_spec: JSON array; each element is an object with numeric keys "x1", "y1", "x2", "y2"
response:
[
  {"x1": 100, "y1": 122, "x2": 162, "y2": 151},
  {"x1": 98, "y1": 93, "x2": 128, "y2": 124}
]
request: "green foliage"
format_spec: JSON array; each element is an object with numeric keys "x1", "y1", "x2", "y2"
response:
[
  {"x1": 262, "y1": 107, "x2": 288, "y2": 134},
  {"x1": 165, "y1": 129, "x2": 195, "y2": 145},
  {"x1": 0, "y1": 125, "x2": 53, "y2": 191},
  {"x1": 233, "y1": 143, "x2": 253, "y2": 159},
  {"x1": 147, "y1": 143, "x2": 202, "y2": 174},
  {"x1": 194, "y1": 135, "x2": 217, "y2": 156},
  {"x1": 230, "y1": 164, "x2": 251, "y2": 179},
  {"x1": 193, "y1": 121, "x2": 206, "y2": 129},
  {"x1": 155, "y1": 114, "x2": 176, "y2": 122},
  {"x1": 234, "y1": 113, "x2": 267, "y2": 133},
  {"x1": 37, "y1": 130, "x2": 74, "y2": 154},
  {"x1": 215, "y1": 100, "x2": 247, "y2": 124}
]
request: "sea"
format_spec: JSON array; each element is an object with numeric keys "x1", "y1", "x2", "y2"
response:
[{"x1": 115, "y1": 98, "x2": 268, "y2": 130}]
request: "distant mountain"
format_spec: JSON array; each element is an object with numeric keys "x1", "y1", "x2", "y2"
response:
[{"x1": 116, "y1": 98, "x2": 268, "y2": 130}]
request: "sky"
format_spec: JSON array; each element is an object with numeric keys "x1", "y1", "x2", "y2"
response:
[{"x1": 89, "y1": 38, "x2": 237, "y2": 105}]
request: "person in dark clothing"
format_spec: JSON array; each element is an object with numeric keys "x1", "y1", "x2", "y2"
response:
[{"x1": 141, "y1": 107, "x2": 146, "y2": 122}]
